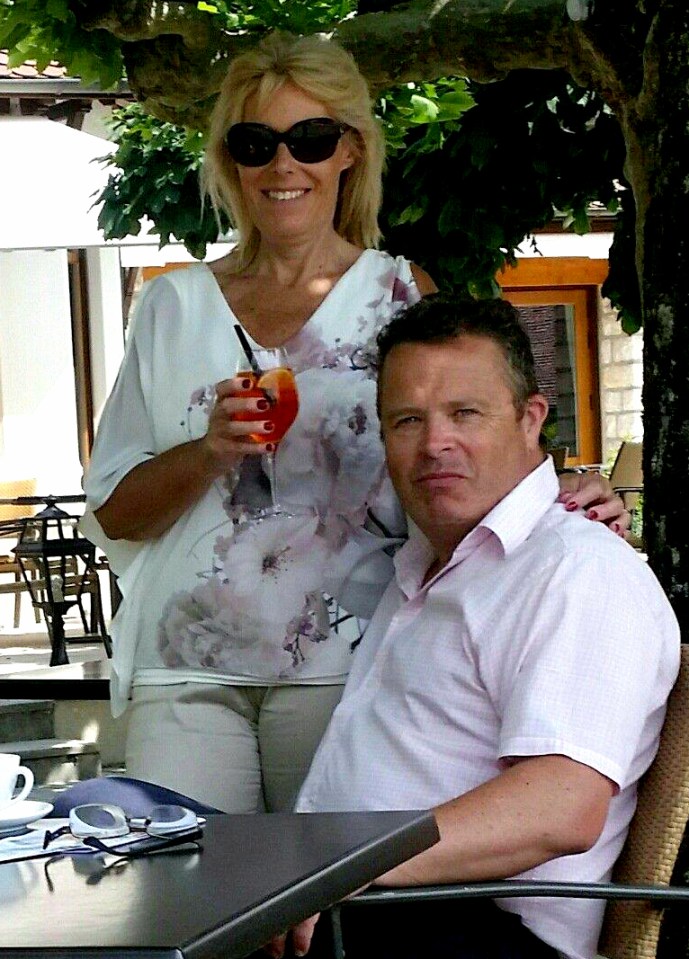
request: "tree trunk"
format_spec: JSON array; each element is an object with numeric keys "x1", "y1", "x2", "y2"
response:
[{"x1": 621, "y1": 1, "x2": 689, "y2": 636}]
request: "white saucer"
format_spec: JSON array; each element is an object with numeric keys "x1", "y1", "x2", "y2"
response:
[{"x1": 0, "y1": 800, "x2": 54, "y2": 829}]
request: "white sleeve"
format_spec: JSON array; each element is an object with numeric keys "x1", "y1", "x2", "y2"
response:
[
  {"x1": 498, "y1": 548, "x2": 680, "y2": 789},
  {"x1": 80, "y1": 281, "x2": 167, "y2": 578},
  {"x1": 82, "y1": 281, "x2": 160, "y2": 511}
]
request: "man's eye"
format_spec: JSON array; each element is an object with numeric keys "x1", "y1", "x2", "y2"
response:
[
  {"x1": 455, "y1": 408, "x2": 478, "y2": 418},
  {"x1": 393, "y1": 415, "x2": 420, "y2": 427}
]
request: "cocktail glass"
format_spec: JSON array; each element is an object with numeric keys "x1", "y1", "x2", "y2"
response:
[{"x1": 231, "y1": 343, "x2": 299, "y2": 518}]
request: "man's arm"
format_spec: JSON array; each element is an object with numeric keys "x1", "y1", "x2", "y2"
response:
[
  {"x1": 265, "y1": 755, "x2": 614, "y2": 958},
  {"x1": 377, "y1": 753, "x2": 614, "y2": 886}
]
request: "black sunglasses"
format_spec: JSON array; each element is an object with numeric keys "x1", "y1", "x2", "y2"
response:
[{"x1": 225, "y1": 117, "x2": 351, "y2": 167}]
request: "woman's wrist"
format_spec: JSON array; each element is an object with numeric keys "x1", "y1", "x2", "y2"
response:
[{"x1": 194, "y1": 436, "x2": 241, "y2": 482}]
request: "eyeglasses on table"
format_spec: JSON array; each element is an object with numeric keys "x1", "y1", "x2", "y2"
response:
[{"x1": 42, "y1": 802, "x2": 204, "y2": 856}]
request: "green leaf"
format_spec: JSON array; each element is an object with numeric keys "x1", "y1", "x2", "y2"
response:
[
  {"x1": 437, "y1": 197, "x2": 463, "y2": 237},
  {"x1": 6, "y1": 45, "x2": 31, "y2": 68},
  {"x1": 437, "y1": 89, "x2": 476, "y2": 119},
  {"x1": 409, "y1": 95, "x2": 439, "y2": 124},
  {"x1": 570, "y1": 207, "x2": 591, "y2": 234},
  {"x1": 45, "y1": 0, "x2": 70, "y2": 21},
  {"x1": 620, "y1": 309, "x2": 642, "y2": 335}
]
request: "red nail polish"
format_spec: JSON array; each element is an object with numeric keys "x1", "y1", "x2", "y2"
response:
[
  {"x1": 241, "y1": 378, "x2": 251, "y2": 389},
  {"x1": 264, "y1": 421, "x2": 274, "y2": 432},
  {"x1": 565, "y1": 501, "x2": 578, "y2": 511},
  {"x1": 257, "y1": 399, "x2": 269, "y2": 411},
  {"x1": 587, "y1": 509, "x2": 598, "y2": 520},
  {"x1": 266, "y1": 443, "x2": 276, "y2": 452}
]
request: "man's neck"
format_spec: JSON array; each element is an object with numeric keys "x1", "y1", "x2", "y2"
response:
[
  {"x1": 422, "y1": 529, "x2": 469, "y2": 586},
  {"x1": 422, "y1": 554, "x2": 451, "y2": 587},
  {"x1": 419, "y1": 454, "x2": 550, "y2": 587}
]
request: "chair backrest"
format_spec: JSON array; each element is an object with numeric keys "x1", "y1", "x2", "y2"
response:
[
  {"x1": 608, "y1": 441, "x2": 643, "y2": 519},
  {"x1": 0, "y1": 478, "x2": 37, "y2": 522},
  {"x1": 550, "y1": 446, "x2": 569, "y2": 471},
  {"x1": 599, "y1": 644, "x2": 689, "y2": 959},
  {"x1": 609, "y1": 442, "x2": 643, "y2": 493}
]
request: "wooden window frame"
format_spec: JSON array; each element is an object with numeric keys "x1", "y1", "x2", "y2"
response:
[{"x1": 501, "y1": 258, "x2": 607, "y2": 467}]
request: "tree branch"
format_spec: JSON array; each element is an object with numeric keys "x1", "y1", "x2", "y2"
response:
[
  {"x1": 337, "y1": 0, "x2": 574, "y2": 91},
  {"x1": 75, "y1": 0, "x2": 649, "y2": 126}
]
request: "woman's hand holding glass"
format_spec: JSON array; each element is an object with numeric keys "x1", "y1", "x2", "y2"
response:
[
  {"x1": 227, "y1": 347, "x2": 299, "y2": 515},
  {"x1": 204, "y1": 375, "x2": 278, "y2": 472},
  {"x1": 202, "y1": 346, "x2": 299, "y2": 519}
]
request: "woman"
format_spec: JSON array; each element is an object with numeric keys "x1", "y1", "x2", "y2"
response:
[{"x1": 83, "y1": 31, "x2": 626, "y2": 813}]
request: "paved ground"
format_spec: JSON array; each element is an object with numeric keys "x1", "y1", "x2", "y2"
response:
[{"x1": 0, "y1": 580, "x2": 111, "y2": 672}]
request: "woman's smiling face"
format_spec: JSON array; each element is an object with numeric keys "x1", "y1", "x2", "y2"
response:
[{"x1": 236, "y1": 82, "x2": 357, "y2": 244}]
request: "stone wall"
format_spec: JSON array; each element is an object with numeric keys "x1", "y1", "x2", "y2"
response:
[{"x1": 598, "y1": 297, "x2": 644, "y2": 463}]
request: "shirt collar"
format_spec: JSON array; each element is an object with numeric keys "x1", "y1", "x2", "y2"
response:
[
  {"x1": 394, "y1": 457, "x2": 559, "y2": 593},
  {"x1": 477, "y1": 456, "x2": 559, "y2": 555}
]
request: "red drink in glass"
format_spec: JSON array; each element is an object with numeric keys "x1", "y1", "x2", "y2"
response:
[{"x1": 233, "y1": 367, "x2": 299, "y2": 444}]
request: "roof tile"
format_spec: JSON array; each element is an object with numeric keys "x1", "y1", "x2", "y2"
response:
[{"x1": 0, "y1": 50, "x2": 67, "y2": 80}]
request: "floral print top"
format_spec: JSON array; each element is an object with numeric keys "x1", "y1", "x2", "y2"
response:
[{"x1": 83, "y1": 250, "x2": 420, "y2": 716}]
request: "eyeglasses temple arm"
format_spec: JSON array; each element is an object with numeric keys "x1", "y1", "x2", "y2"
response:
[
  {"x1": 84, "y1": 827, "x2": 204, "y2": 858},
  {"x1": 43, "y1": 825, "x2": 70, "y2": 850}
]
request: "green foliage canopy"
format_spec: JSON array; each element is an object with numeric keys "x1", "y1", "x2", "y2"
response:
[
  {"x1": 1, "y1": 0, "x2": 637, "y2": 328},
  {"x1": 95, "y1": 105, "x2": 230, "y2": 260},
  {"x1": 95, "y1": 69, "x2": 630, "y2": 321},
  {"x1": 193, "y1": 0, "x2": 358, "y2": 35},
  {"x1": 380, "y1": 70, "x2": 627, "y2": 300}
]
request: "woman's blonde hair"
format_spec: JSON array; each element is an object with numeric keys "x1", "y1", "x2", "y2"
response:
[{"x1": 203, "y1": 31, "x2": 385, "y2": 269}]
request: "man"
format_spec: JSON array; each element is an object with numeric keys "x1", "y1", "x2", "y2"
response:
[{"x1": 276, "y1": 296, "x2": 680, "y2": 959}]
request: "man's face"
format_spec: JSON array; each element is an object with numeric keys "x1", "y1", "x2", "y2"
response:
[{"x1": 379, "y1": 334, "x2": 548, "y2": 564}]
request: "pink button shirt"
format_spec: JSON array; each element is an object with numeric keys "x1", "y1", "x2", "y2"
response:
[{"x1": 297, "y1": 458, "x2": 680, "y2": 959}]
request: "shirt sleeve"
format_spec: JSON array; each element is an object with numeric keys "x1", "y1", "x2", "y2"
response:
[
  {"x1": 83, "y1": 280, "x2": 161, "y2": 511},
  {"x1": 496, "y1": 545, "x2": 680, "y2": 790}
]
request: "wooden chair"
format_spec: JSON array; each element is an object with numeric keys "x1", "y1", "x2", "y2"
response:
[
  {"x1": 609, "y1": 441, "x2": 644, "y2": 551},
  {"x1": 609, "y1": 441, "x2": 643, "y2": 512},
  {"x1": 331, "y1": 645, "x2": 689, "y2": 959},
  {"x1": 0, "y1": 478, "x2": 41, "y2": 628}
]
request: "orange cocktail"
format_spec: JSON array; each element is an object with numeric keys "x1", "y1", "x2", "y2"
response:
[{"x1": 234, "y1": 366, "x2": 299, "y2": 443}]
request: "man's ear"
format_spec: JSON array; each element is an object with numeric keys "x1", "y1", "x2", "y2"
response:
[{"x1": 522, "y1": 393, "x2": 549, "y2": 448}]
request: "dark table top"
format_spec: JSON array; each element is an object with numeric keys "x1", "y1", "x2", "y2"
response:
[
  {"x1": 0, "y1": 810, "x2": 438, "y2": 958},
  {"x1": 0, "y1": 659, "x2": 111, "y2": 700}
]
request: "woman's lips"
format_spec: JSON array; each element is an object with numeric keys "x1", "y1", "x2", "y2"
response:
[{"x1": 262, "y1": 188, "x2": 310, "y2": 201}]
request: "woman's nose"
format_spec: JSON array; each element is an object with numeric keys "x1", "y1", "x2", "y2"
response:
[{"x1": 271, "y1": 142, "x2": 296, "y2": 173}]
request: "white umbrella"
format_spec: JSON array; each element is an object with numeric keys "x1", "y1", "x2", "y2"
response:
[{"x1": 0, "y1": 116, "x2": 154, "y2": 250}]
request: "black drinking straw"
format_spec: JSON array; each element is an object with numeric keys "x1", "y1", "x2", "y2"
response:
[{"x1": 234, "y1": 324, "x2": 263, "y2": 374}]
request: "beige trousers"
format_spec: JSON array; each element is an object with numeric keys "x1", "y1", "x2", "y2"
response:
[{"x1": 125, "y1": 682, "x2": 344, "y2": 813}]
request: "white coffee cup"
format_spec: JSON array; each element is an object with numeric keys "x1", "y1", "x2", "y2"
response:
[{"x1": 0, "y1": 753, "x2": 34, "y2": 809}]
